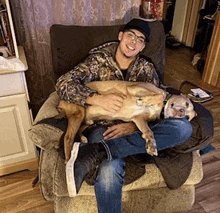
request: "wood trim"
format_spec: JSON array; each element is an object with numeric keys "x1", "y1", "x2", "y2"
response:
[
  {"x1": 0, "y1": 158, "x2": 39, "y2": 176},
  {"x1": 217, "y1": 69, "x2": 220, "y2": 88},
  {"x1": 202, "y1": 11, "x2": 220, "y2": 88},
  {"x1": 182, "y1": 0, "x2": 193, "y2": 44},
  {"x1": 182, "y1": 0, "x2": 203, "y2": 47},
  {"x1": 2, "y1": 0, "x2": 19, "y2": 58},
  {"x1": 162, "y1": 0, "x2": 167, "y2": 20}
]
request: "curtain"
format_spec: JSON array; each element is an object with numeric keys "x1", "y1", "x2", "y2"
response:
[{"x1": 10, "y1": 0, "x2": 163, "y2": 117}]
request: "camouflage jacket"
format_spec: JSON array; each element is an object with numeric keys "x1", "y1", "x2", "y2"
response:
[{"x1": 55, "y1": 42, "x2": 159, "y2": 107}]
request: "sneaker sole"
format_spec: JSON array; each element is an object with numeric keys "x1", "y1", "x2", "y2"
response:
[{"x1": 66, "y1": 142, "x2": 80, "y2": 197}]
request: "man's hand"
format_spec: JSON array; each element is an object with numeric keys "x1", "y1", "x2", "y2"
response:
[
  {"x1": 86, "y1": 94, "x2": 126, "y2": 113},
  {"x1": 103, "y1": 122, "x2": 138, "y2": 140}
]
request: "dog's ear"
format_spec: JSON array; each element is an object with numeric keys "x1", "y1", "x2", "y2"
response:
[
  {"x1": 180, "y1": 93, "x2": 190, "y2": 100},
  {"x1": 180, "y1": 93, "x2": 193, "y2": 103},
  {"x1": 127, "y1": 85, "x2": 155, "y2": 97},
  {"x1": 180, "y1": 93, "x2": 186, "y2": 97}
]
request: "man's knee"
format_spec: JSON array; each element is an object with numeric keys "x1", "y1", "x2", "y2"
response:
[
  {"x1": 98, "y1": 159, "x2": 125, "y2": 178},
  {"x1": 173, "y1": 118, "x2": 193, "y2": 141},
  {"x1": 96, "y1": 159, "x2": 125, "y2": 190}
]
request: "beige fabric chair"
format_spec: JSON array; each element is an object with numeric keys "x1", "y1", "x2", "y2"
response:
[
  {"x1": 30, "y1": 91, "x2": 203, "y2": 213},
  {"x1": 28, "y1": 22, "x2": 212, "y2": 212}
]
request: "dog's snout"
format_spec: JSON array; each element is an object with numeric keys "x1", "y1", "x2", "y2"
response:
[
  {"x1": 185, "y1": 115, "x2": 190, "y2": 120},
  {"x1": 178, "y1": 108, "x2": 186, "y2": 117},
  {"x1": 179, "y1": 109, "x2": 184, "y2": 113}
]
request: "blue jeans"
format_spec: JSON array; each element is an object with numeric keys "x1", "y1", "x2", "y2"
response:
[{"x1": 84, "y1": 118, "x2": 192, "y2": 213}]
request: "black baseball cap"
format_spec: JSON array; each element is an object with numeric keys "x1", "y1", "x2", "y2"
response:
[{"x1": 123, "y1": 18, "x2": 150, "y2": 41}]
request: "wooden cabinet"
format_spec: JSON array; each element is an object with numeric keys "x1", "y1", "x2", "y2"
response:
[
  {"x1": 0, "y1": 48, "x2": 38, "y2": 176},
  {"x1": 0, "y1": 0, "x2": 38, "y2": 176}
]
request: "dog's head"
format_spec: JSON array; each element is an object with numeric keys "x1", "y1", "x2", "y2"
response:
[{"x1": 164, "y1": 94, "x2": 197, "y2": 121}]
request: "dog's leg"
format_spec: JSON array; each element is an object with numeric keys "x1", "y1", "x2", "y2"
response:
[
  {"x1": 127, "y1": 85, "x2": 157, "y2": 97},
  {"x1": 54, "y1": 106, "x2": 66, "y2": 119},
  {"x1": 64, "y1": 106, "x2": 85, "y2": 162},
  {"x1": 58, "y1": 101, "x2": 86, "y2": 162},
  {"x1": 127, "y1": 84, "x2": 166, "y2": 99},
  {"x1": 132, "y1": 115, "x2": 157, "y2": 156},
  {"x1": 78, "y1": 124, "x2": 89, "y2": 143}
]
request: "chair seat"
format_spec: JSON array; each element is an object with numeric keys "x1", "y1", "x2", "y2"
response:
[
  {"x1": 39, "y1": 146, "x2": 202, "y2": 199},
  {"x1": 38, "y1": 146, "x2": 202, "y2": 213}
]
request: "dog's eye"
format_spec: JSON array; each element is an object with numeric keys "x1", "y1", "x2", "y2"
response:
[
  {"x1": 186, "y1": 102, "x2": 189, "y2": 108},
  {"x1": 171, "y1": 103, "x2": 174, "y2": 107}
]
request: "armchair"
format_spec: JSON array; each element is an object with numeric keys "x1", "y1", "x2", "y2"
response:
[{"x1": 29, "y1": 21, "x2": 213, "y2": 213}]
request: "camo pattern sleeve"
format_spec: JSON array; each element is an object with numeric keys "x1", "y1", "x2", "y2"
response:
[
  {"x1": 143, "y1": 62, "x2": 160, "y2": 87},
  {"x1": 55, "y1": 55, "x2": 100, "y2": 107},
  {"x1": 128, "y1": 57, "x2": 160, "y2": 87}
]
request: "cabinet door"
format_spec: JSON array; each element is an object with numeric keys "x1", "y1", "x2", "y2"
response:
[{"x1": 0, "y1": 93, "x2": 37, "y2": 175}]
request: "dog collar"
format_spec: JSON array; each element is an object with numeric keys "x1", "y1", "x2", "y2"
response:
[
  {"x1": 163, "y1": 92, "x2": 172, "y2": 105},
  {"x1": 161, "y1": 93, "x2": 172, "y2": 118}
]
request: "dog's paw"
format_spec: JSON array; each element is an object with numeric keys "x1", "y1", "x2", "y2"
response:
[
  {"x1": 146, "y1": 144, "x2": 158, "y2": 156},
  {"x1": 142, "y1": 132, "x2": 158, "y2": 156},
  {"x1": 144, "y1": 137, "x2": 158, "y2": 156}
]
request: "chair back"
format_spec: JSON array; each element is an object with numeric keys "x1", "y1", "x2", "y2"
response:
[{"x1": 50, "y1": 21, "x2": 165, "y2": 82}]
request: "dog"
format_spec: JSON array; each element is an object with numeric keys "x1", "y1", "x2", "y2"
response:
[{"x1": 56, "y1": 81, "x2": 197, "y2": 161}]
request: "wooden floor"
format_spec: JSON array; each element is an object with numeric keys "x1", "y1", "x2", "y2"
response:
[
  {"x1": 165, "y1": 46, "x2": 220, "y2": 213},
  {"x1": 0, "y1": 46, "x2": 219, "y2": 213}
]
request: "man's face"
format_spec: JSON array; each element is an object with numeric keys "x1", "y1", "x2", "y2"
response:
[{"x1": 118, "y1": 29, "x2": 146, "y2": 59}]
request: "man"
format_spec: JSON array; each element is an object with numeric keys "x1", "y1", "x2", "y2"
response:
[{"x1": 56, "y1": 19, "x2": 192, "y2": 213}]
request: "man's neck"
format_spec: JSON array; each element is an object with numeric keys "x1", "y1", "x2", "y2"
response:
[{"x1": 115, "y1": 49, "x2": 136, "y2": 70}]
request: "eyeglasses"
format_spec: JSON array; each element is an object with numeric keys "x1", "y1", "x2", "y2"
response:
[{"x1": 125, "y1": 30, "x2": 146, "y2": 45}]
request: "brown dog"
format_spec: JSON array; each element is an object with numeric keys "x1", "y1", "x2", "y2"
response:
[{"x1": 57, "y1": 81, "x2": 197, "y2": 161}]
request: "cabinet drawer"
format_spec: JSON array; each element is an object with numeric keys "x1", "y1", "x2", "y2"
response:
[
  {"x1": 0, "y1": 72, "x2": 26, "y2": 97},
  {"x1": 0, "y1": 93, "x2": 36, "y2": 167}
]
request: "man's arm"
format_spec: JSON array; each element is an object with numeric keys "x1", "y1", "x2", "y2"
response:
[
  {"x1": 86, "y1": 93, "x2": 125, "y2": 114},
  {"x1": 55, "y1": 55, "x2": 100, "y2": 106},
  {"x1": 103, "y1": 123, "x2": 138, "y2": 140}
]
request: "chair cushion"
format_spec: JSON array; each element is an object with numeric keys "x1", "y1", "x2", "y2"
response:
[
  {"x1": 28, "y1": 92, "x2": 63, "y2": 150},
  {"x1": 39, "y1": 146, "x2": 203, "y2": 198}
]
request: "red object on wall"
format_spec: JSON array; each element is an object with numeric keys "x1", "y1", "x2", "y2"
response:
[
  {"x1": 151, "y1": 0, "x2": 163, "y2": 20},
  {"x1": 141, "y1": 0, "x2": 163, "y2": 20}
]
